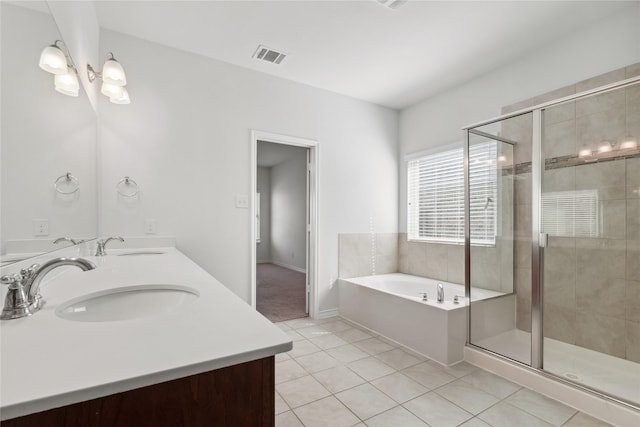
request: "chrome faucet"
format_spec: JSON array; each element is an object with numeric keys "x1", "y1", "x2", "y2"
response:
[
  {"x1": 437, "y1": 283, "x2": 444, "y2": 303},
  {"x1": 1, "y1": 257, "x2": 96, "y2": 319},
  {"x1": 53, "y1": 236, "x2": 84, "y2": 245},
  {"x1": 95, "y1": 236, "x2": 124, "y2": 256}
]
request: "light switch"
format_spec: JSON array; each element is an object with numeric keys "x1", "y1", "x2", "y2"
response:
[{"x1": 235, "y1": 194, "x2": 249, "y2": 209}]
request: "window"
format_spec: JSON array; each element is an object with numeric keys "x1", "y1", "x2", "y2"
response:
[
  {"x1": 542, "y1": 190, "x2": 598, "y2": 237},
  {"x1": 256, "y1": 193, "x2": 261, "y2": 243},
  {"x1": 407, "y1": 142, "x2": 497, "y2": 245}
]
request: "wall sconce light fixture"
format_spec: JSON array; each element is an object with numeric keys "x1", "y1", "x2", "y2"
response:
[
  {"x1": 38, "y1": 40, "x2": 79, "y2": 97},
  {"x1": 87, "y1": 53, "x2": 130, "y2": 104}
]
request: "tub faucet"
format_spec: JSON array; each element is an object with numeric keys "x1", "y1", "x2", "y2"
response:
[
  {"x1": 1, "y1": 257, "x2": 96, "y2": 319},
  {"x1": 437, "y1": 283, "x2": 444, "y2": 303},
  {"x1": 95, "y1": 236, "x2": 124, "y2": 256}
]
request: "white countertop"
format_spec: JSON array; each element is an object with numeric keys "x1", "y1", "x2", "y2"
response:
[{"x1": 0, "y1": 248, "x2": 292, "y2": 420}]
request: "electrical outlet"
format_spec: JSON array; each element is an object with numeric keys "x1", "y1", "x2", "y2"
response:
[
  {"x1": 144, "y1": 219, "x2": 157, "y2": 235},
  {"x1": 33, "y1": 219, "x2": 49, "y2": 236},
  {"x1": 235, "y1": 194, "x2": 249, "y2": 209}
]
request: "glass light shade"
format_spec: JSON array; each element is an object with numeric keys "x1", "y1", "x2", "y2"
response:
[
  {"x1": 102, "y1": 58, "x2": 127, "y2": 86},
  {"x1": 620, "y1": 136, "x2": 638, "y2": 150},
  {"x1": 101, "y1": 82, "x2": 124, "y2": 98},
  {"x1": 39, "y1": 44, "x2": 68, "y2": 74},
  {"x1": 110, "y1": 87, "x2": 130, "y2": 105},
  {"x1": 54, "y1": 68, "x2": 79, "y2": 97},
  {"x1": 578, "y1": 145, "x2": 592, "y2": 158},
  {"x1": 597, "y1": 140, "x2": 612, "y2": 153},
  {"x1": 497, "y1": 155, "x2": 507, "y2": 162}
]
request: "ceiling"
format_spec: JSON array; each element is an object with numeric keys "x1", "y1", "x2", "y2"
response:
[{"x1": 94, "y1": 0, "x2": 634, "y2": 110}]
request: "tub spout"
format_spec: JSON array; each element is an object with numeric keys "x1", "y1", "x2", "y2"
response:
[{"x1": 437, "y1": 283, "x2": 444, "y2": 303}]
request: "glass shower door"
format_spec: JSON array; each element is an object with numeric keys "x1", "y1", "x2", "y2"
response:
[
  {"x1": 466, "y1": 115, "x2": 531, "y2": 365},
  {"x1": 540, "y1": 83, "x2": 640, "y2": 406}
]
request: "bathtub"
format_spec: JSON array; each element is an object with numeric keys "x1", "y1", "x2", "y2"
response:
[{"x1": 338, "y1": 273, "x2": 504, "y2": 365}]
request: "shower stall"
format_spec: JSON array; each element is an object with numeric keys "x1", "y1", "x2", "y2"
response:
[{"x1": 463, "y1": 76, "x2": 640, "y2": 409}]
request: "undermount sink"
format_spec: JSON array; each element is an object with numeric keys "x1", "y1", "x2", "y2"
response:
[
  {"x1": 116, "y1": 251, "x2": 166, "y2": 256},
  {"x1": 55, "y1": 285, "x2": 199, "y2": 322}
]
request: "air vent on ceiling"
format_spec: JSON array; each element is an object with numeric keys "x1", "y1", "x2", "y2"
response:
[
  {"x1": 252, "y1": 45, "x2": 286, "y2": 65},
  {"x1": 376, "y1": 0, "x2": 408, "y2": 10}
]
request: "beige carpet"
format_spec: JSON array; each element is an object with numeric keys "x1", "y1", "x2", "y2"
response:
[{"x1": 256, "y1": 263, "x2": 307, "y2": 322}]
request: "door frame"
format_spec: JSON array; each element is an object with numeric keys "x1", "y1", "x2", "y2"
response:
[{"x1": 250, "y1": 130, "x2": 319, "y2": 319}]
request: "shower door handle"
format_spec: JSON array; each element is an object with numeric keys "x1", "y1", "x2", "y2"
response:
[{"x1": 539, "y1": 233, "x2": 548, "y2": 248}]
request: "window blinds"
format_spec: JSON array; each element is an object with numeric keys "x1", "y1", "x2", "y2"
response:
[
  {"x1": 542, "y1": 190, "x2": 598, "y2": 238},
  {"x1": 408, "y1": 142, "x2": 497, "y2": 245}
]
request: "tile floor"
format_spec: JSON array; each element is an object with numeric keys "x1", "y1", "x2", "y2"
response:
[{"x1": 274, "y1": 316, "x2": 612, "y2": 427}]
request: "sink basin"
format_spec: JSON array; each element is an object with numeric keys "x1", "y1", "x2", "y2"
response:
[
  {"x1": 56, "y1": 285, "x2": 199, "y2": 322},
  {"x1": 117, "y1": 251, "x2": 166, "y2": 256}
]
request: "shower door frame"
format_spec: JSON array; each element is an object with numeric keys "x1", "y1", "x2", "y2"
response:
[{"x1": 462, "y1": 74, "x2": 640, "y2": 408}]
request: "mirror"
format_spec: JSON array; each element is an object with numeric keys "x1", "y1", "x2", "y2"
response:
[{"x1": 0, "y1": 1, "x2": 97, "y2": 265}]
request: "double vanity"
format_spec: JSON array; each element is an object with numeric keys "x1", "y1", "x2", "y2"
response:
[{"x1": 0, "y1": 245, "x2": 292, "y2": 425}]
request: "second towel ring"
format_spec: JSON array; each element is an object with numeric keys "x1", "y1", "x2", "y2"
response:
[
  {"x1": 54, "y1": 172, "x2": 79, "y2": 194},
  {"x1": 116, "y1": 176, "x2": 139, "y2": 197}
]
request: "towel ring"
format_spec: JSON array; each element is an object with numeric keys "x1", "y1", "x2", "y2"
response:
[
  {"x1": 116, "y1": 176, "x2": 139, "y2": 197},
  {"x1": 54, "y1": 172, "x2": 79, "y2": 194}
]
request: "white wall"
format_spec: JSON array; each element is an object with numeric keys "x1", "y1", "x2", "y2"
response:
[
  {"x1": 398, "y1": 6, "x2": 640, "y2": 231},
  {"x1": 99, "y1": 29, "x2": 398, "y2": 312},
  {"x1": 256, "y1": 166, "x2": 271, "y2": 263},
  {"x1": 270, "y1": 149, "x2": 307, "y2": 271},
  {"x1": 0, "y1": 4, "x2": 97, "y2": 254}
]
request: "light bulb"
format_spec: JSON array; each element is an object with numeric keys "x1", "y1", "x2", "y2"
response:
[
  {"x1": 498, "y1": 155, "x2": 507, "y2": 162},
  {"x1": 597, "y1": 140, "x2": 612, "y2": 153},
  {"x1": 578, "y1": 145, "x2": 592, "y2": 159},
  {"x1": 54, "y1": 67, "x2": 79, "y2": 96},
  {"x1": 102, "y1": 58, "x2": 127, "y2": 86},
  {"x1": 101, "y1": 82, "x2": 124, "y2": 98},
  {"x1": 110, "y1": 87, "x2": 130, "y2": 105},
  {"x1": 620, "y1": 136, "x2": 638, "y2": 150},
  {"x1": 39, "y1": 43, "x2": 68, "y2": 74}
]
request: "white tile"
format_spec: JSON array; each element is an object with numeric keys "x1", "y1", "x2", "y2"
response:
[
  {"x1": 404, "y1": 392, "x2": 473, "y2": 426},
  {"x1": 365, "y1": 406, "x2": 428, "y2": 427},
  {"x1": 321, "y1": 319, "x2": 353, "y2": 333},
  {"x1": 458, "y1": 418, "x2": 492, "y2": 427},
  {"x1": 375, "y1": 348, "x2": 422, "y2": 370},
  {"x1": 354, "y1": 337, "x2": 395, "y2": 355},
  {"x1": 335, "y1": 327, "x2": 374, "y2": 343},
  {"x1": 370, "y1": 372, "x2": 428, "y2": 403},
  {"x1": 563, "y1": 412, "x2": 613, "y2": 427},
  {"x1": 312, "y1": 365, "x2": 366, "y2": 393},
  {"x1": 276, "y1": 359, "x2": 308, "y2": 384},
  {"x1": 459, "y1": 369, "x2": 521, "y2": 399},
  {"x1": 293, "y1": 396, "x2": 360, "y2": 427},
  {"x1": 276, "y1": 352, "x2": 291, "y2": 362},
  {"x1": 276, "y1": 410, "x2": 303, "y2": 427},
  {"x1": 438, "y1": 361, "x2": 479, "y2": 378},
  {"x1": 505, "y1": 388, "x2": 577, "y2": 426},
  {"x1": 297, "y1": 325, "x2": 332, "y2": 339},
  {"x1": 286, "y1": 329, "x2": 306, "y2": 342},
  {"x1": 275, "y1": 322, "x2": 292, "y2": 331},
  {"x1": 275, "y1": 392, "x2": 290, "y2": 415},
  {"x1": 326, "y1": 344, "x2": 370, "y2": 364},
  {"x1": 277, "y1": 375, "x2": 331, "y2": 408},
  {"x1": 288, "y1": 339, "x2": 322, "y2": 358},
  {"x1": 348, "y1": 356, "x2": 396, "y2": 381},
  {"x1": 336, "y1": 383, "x2": 397, "y2": 420},
  {"x1": 434, "y1": 379, "x2": 499, "y2": 415},
  {"x1": 309, "y1": 333, "x2": 349, "y2": 350},
  {"x1": 401, "y1": 362, "x2": 456, "y2": 390},
  {"x1": 478, "y1": 402, "x2": 553, "y2": 427},
  {"x1": 295, "y1": 351, "x2": 341, "y2": 373},
  {"x1": 285, "y1": 317, "x2": 321, "y2": 329}
]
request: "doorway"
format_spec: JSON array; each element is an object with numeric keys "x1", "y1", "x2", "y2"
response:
[{"x1": 250, "y1": 131, "x2": 318, "y2": 322}]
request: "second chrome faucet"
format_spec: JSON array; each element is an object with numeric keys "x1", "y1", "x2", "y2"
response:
[{"x1": 95, "y1": 236, "x2": 125, "y2": 256}]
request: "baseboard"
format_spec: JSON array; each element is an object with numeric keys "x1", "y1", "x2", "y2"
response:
[
  {"x1": 316, "y1": 309, "x2": 339, "y2": 319},
  {"x1": 271, "y1": 261, "x2": 306, "y2": 274}
]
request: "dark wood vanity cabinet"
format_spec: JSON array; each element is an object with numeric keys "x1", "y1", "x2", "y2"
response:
[{"x1": 2, "y1": 356, "x2": 275, "y2": 427}]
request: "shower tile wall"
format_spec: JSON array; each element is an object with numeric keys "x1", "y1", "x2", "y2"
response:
[{"x1": 501, "y1": 63, "x2": 640, "y2": 362}]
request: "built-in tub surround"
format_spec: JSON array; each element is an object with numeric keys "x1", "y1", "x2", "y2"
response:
[
  {"x1": 339, "y1": 273, "x2": 505, "y2": 365},
  {"x1": 0, "y1": 246, "x2": 291, "y2": 421},
  {"x1": 501, "y1": 63, "x2": 640, "y2": 363}
]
